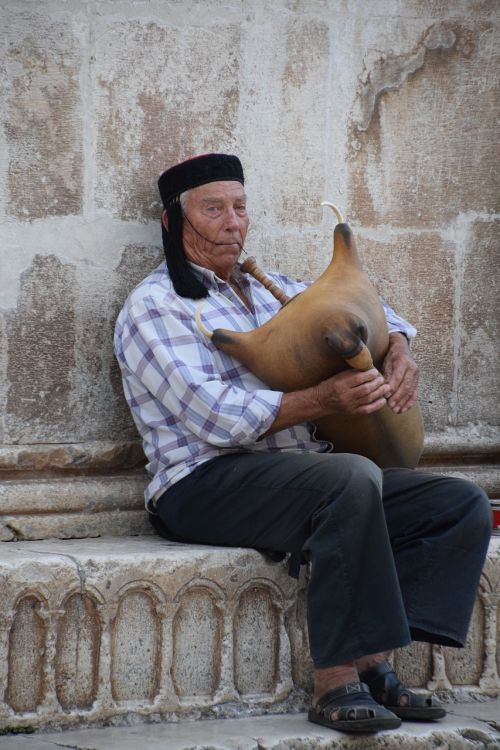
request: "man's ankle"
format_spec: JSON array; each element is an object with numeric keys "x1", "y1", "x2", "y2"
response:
[
  {"x1": 356, "y1": 650, "x2": 392, "y2": 675},
  {"x1": 313, "y1": 662, "x2": 358, "y2": 704}
]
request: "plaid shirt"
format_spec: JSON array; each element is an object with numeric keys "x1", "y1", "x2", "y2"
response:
[{"x1": 114, "y1": 260, "x2": 416, "y2": 506}]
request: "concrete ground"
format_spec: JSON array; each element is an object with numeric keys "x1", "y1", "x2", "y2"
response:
[{"x1": 1, "y1": 700, "x2": 498, "y2": 749}]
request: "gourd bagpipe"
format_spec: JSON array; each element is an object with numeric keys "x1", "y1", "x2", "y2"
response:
[{"x1": 196, "y1": 204, "x2": 424, "y2": 469}]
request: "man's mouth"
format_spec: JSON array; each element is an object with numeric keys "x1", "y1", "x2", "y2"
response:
[{"x1": 214, "y1": 240, "x2": 242, "y2": 249}]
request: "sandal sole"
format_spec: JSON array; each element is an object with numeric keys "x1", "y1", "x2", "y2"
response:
[
  {"x1": 308, "y1": 709, "x2": 402, "y2": 734},
  {"x1": 389, "y1": 706, "x2": 447, "y2": 721}
]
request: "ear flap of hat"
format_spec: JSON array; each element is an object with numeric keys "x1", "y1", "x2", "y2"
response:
[{"x1": 161, "y1": 200, "x2": 208, "y2": 299}]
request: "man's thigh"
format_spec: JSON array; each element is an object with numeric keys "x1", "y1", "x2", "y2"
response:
[
  {"x1": 157, "y1": 450, "x2": 380, "y2": 552},
  {"x1": 381, "y1": 467, "x2": 490, "y2": 547}
]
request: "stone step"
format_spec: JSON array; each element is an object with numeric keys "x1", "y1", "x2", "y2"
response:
[
  {"x1": 1, "y1": 702, "x2": 499, "y2": 749},
  {"x1": 0, "y1": 473, "x2": 150, "y2": 541},
  {"x1": 0, "y1": 536, "x2": 499, "y2": 733},
  {"x1": 1, "y1": 462, "x2": 498, "y2": 542}
]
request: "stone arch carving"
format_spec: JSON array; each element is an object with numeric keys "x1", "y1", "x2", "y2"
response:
[
  {"x1": 444, "y1": 591, "x2": 485, "y2": 686},
  {"x1": 171, "y1": 579, "x2": 224, "y2": 698},
  {"x1": 112, "y1": 578, "x2": 167, "y2": 608},
  {"x1": 6, "y1": 592, "x2": 48, "y2": 713},
  {"x1": 54, "y1": 591, "x2": 102, "y2": 710},
  {"x1": 110, "y1": 582, "x2": 163, "y2": 703},
  {"x1": 233, "y1": 579, "x2": 283, "y2": 696}
]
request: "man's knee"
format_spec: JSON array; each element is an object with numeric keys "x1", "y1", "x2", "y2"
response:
[
  {"x1": 439, "y1": 477, "x2": 492, "y2": 546},
  {"x1": 318, "y1": 453, "x2": 384, "y2": 517},
  {"x1": 460, "y1": 480, "x2": 492, "y2": 534},
  {"x1": 332, "y1": 453, "x2": 383, "y2": 490}
]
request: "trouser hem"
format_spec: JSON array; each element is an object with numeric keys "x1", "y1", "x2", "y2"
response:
[
  {"x1": 409, "y1": 624, "x2": 465, "y2": 649},
  {"x1": 311, "y1": 636, "x2": 412, "y2": 670}
]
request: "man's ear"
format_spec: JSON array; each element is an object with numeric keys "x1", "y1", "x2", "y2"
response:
[{"x1": 161, "y1": 209, "x2": 168, "y2": 231}]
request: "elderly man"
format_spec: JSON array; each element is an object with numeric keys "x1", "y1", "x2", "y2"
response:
[{"x1": 114, "y1": 154, "x2": 491, "y2": 734}]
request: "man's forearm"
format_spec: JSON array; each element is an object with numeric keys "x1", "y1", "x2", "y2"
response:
[
  {"x1": 264, "y1": 386, "x2": 325, "y2": 435},
  {"x1": 264, "y1": 369, "x2": 391, "y2": 436}
]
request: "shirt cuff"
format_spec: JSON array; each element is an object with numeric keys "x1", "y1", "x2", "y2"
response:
[{"x1": 230, "y1": 389, "x2": 283, "y2": 444}]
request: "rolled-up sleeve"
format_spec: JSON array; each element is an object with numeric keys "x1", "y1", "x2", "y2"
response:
[
  {"x1": 380, "y1": 297, "x2": 417, "y2": 339},
  {"x1": 118, "y1": 297, "x2": 282, "y2": 447}
]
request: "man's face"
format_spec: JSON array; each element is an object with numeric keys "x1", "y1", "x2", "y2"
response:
[{"x1": 180, "y1": 181, "x2": 250, "y2": 280}]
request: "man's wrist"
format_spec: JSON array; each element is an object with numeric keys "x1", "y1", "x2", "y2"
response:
[{"x1": 389, "y1": 331, "x2": 410, "y2": 346}]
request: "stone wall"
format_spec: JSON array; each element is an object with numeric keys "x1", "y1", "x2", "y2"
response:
[{"x1": 0, "y1": 0, "x2": 499, "y2": 476}]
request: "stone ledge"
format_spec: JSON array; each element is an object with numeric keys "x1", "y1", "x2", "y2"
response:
[
  {"x1": 1, "y1": 463, "x2": 498, "y2": 542},
  {"x1": 0, "y1": 431, "x2": 498, "y2": 474},
  {"x1": 0, "y1": 474, "x2": 150, "y2": 541},
  {"x1": 1, "y1": 704, "x2": 498, "y2": 749},
  {"x1": 0, "y1": 442, "x2": 145, "y2": 474},
  {"x1": 0, "y1": 537, "x2": 498, "y2": 732}
]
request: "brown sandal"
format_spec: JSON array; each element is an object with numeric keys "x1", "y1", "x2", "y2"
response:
[{"x1": 359, "y1": 662, "x2": 446, "y2": 721}]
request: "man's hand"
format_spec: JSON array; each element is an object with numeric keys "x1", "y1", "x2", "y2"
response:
[
  {"x1": 266, "y1": 367, "x2": 390, "y2": 436},
  {"x1": 382, "y1": 333, "x2": 419, "y2": 414},
  {"x1": 315, "y1": 368, "x2": 390, "y2": 416}
]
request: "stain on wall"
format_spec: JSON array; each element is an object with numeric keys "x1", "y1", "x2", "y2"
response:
[
  {"x1": 458, "y1": 219, "x2": 500, "y2": 425},
  {"x1": 273, "y1": 19, "x2": 329, "y2": 226},
  {"x1": 359, "y1": 232, "x2": 456, "y2": 429},
  {"x1": 2, "y1": 13, "x2": 83, "y2": 220},
  {"x1": 6, "y1": 255, "x2": 76, "y2": 440},
  {"x1": 94, "y1": 21, "x2": 242, "y2": 221}
]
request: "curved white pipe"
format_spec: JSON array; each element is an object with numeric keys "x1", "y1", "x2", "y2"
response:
[
  {"x1": 195, "y1": 302, "x2": 213, "y2": 339},
  {"x1": 321, "y1": 201, "x2": 344, "y2": 224}
]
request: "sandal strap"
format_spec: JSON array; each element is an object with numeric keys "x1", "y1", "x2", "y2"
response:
[
  {"x1": 359, "y1": 661, "x2": 443, "y2": 709},
  {"x1": 360, "y1": 661, "x2": 407, "y2": 702},
  {"x1": 315, "y1": 681, "x2": 372, "y2": 713}
]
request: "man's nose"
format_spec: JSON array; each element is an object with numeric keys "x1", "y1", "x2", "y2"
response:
[{"x1": 223, "y1": 207, "x2": 239, "y2": 229}]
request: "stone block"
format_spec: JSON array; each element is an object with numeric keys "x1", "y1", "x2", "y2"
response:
[
  {"x1": 357, "y1": 231, "x2": 455, "y2": 431},
  {"x1": 0, "y1": 537, "x2": 498, "y2": 732},
  {"x1": 0, "y1": 538, "x2": 304, "y2": 731},
  {"x1": 269, "y1": 18, "x2": 330, "y2": 227},
  {"x1": 0, "y1": 474, "x2": 150, "y2": 541},
  {"x1": 250, "y1": 228, "x2": 331, "y2": 287},
  {"x1": 94, "y1": 20, "x2": 242, "y2": 221},
  {"x1": 457, "y1": 219, "x2": 500, "y2": 425},
  {"x1": 348, "y1": 19, "x2": 500, "y2": 227},
  {"x1": 5, "y1": 255, "x2": 77, "y2": 439},
  {"x1": 2, "y1": 244, "x2": 162, "y2": 446},
  {"x1": 0, "y1": 9, "x2": 83, "y2": 220},
  {"x1": 0, "y1": 441, "x2": 145, "y2": 474}
]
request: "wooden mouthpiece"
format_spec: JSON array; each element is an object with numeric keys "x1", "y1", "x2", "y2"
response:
[
  {"x1": 344, "y1": 344, "x2": 374, "y2": 372},
  {"x1": 240, "y1": 256, "x2": 290, "y2": 306}
]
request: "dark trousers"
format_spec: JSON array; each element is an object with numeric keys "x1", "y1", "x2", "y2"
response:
[{"x1": 156, "y1": 451, "x2": 492, "y2": 668}]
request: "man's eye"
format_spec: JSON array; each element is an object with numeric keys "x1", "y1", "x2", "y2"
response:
[{"x1": 235, "y1": 205, "x2": 247, "y2": 214}]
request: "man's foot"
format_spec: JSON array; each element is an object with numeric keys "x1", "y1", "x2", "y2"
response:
[
  {"x1": 359, "y1": 661, "x2": 446, "y2": 721},
  {"x1": 308, "y1": 681, "x2": 402, "y2": 734}
]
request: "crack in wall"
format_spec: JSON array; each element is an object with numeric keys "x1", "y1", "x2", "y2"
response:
[{"x1": 354, "y1": 22, "x2": 457, "y2": 133}]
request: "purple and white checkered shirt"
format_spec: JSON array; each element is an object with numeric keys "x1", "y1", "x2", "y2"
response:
[{"x1": 114, "y1": 260, "x2": 416, "y2": 506}]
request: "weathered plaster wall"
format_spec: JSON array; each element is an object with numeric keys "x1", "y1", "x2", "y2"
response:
[{"x1": 0, "y1": 0, "x2": 498, "y2": 470}]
